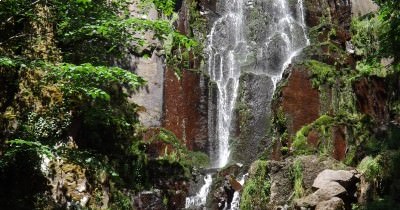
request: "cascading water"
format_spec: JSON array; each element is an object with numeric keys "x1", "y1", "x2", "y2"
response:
[
  {"x1": 207, "y1": 0, "x2": 245, "y2": 168},
  {"x1": 186, "y1": 0, "x2": 309, "y2": 208},
  {"x1": 185, "y1": 174, "x2": 213, "y2": 208},
  {"x1": 230, "y1": 173, "x2": 248, "y2": 210},
  {"x1": 208, "y1": 0, "x2": 309, "y2": 168}
]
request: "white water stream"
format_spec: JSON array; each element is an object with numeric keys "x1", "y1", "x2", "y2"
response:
[
  {"x1": 230, "y1": 173, "x2": 248, "y2": 210},
  {"x1": 207, "y1": 0, "x2": 245, "y2": 168},
  {"x1": 185, "y1": 174, "x2": 213, "y2": 208},
  {"x1": 208, "y1": 0, "x2": 309, "y2": 168}
]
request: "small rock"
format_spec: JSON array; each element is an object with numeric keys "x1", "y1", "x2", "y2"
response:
[
  {"x1": 295, "y1": 182, "x2": 346, "y2": 207},
  {"x1": 314, "y1": 182, "x2": 347, "y2": 198},
  {"x1": 315, "y1": 197, "x2": 345, "y2": 210}
]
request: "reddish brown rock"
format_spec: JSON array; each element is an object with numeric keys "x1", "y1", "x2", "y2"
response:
[
  {"x1": 163, "y1": 69, "x2": 209, "y2": 152},
  {"x1": 332, "y1": 126, "x2": 347, "y2": 161},
  {"x1": 305, "y1": 0, "x2": 351, "y2": 38},
  {"x1": 142, "y1": 128, "x2": 174, "y2": 158},
  {"x1": 176, "y1": 0, "x2": 190, "y2": 35},
  {"x1": 281, "y1": 66, "x2": 320, "y2": 136},
  {"x1": 307, "y1": 129, "x2": 320, "y2": 147},
  {"x1": 353, "y1": 77, "x2": 389, "y2": 123}
]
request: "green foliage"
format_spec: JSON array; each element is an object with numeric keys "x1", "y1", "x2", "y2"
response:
[
  {"x1": 292, "y1": 159, "x2": 304, "y2": 198},
  {"x1": 24, "y1": 110, "x2": 72, "y2": 141},
  {"x1": 351, "y1": 16, "x2": 381, "y2": 61},
  {"x1": 292, "y1": 125, "x2": 313, "y2": 155},
  {"x1": 53, "y1": 0, "x2": 129, "y2": 63},
  {"x1": 357, "y1": 155, "x2": 383, "y2": 182},
  {"x1": 292, "y1": 115, "x2": 334, "y2": 155},
  {"x1": 0, "y1": 57, "x2": 20, "y2": 68},
  {"x1": 109, "y1": 190, "x2": 133, "y2": 210},
  {"x1": 186, "y1": 151, "x2": 210, "y2": 168},
  {"x1": 305, "y1": 60, "x2": 336, "y2": 87},
  {"x1": 5, "y1": 139, "x2": 53, "y2": 158},
  {"x1": 373, "y1": 0, "x2": 400, "y2": 62},
  {"x1": 0, "y1": 0, "x2": 200, "y2": 208},
  {"x1": 149, "y1": 0, "x2": 176, "y2": 17},
  {"x1": 47, "y1": 62, "x2": 145, "y2": 102},
  {"x1": 356, "y1": 61, "x2": 388, "y2": 77},
  {"x1": 149, "y1": 128, "x2": 209, "y2": 168},
  {"x1": 240, "y1": 160, "x2": 270, "y2": 209}
]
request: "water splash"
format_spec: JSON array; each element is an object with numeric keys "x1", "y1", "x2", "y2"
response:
[
  {"x1": 185, "y1": 174, "x2": 213, "y2": 208},
  {"x1": 230, "y1": 173, "x2": 248, "y2": 210}
]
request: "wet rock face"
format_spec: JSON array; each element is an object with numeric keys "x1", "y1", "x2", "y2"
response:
[
  {"x1": 268, "y1": 159, "x2": 294, "y2": 207},
  {"x1": 134, "y1": 190, "x2": 166, "y2": 210},
  {"x1": 207, "y1": 163, "x2": 243, "y2": 210},
  {"x1": 354, "y1": 77, "x2": 389, "y2": 123},
  {"x1": 333, "y1": 126, "x2": 347, "y2": 161},
  {"x1": 351, "y1": 0, "x2": 378, "y2": 17},
  {"x1": 199, "y1": 0, "x2": 217, "y2": 12},
  {"x1": 304, "y1": 0, "x2": 352, "y2": 50},
  {"x1": 281, "y1": 66, "x2": 320, "y2": 135},
  {"x1": 242, "y1": 0, "x2": 309, "y2": 76},
  {"x1": 305, "y1": 0, "x2": 351, "y2": 30},
  {"x1": 232, "y1": 73, "x2": 274, "y2": 165},
  {"x1": 270, "y1": 0, "x2": 354, "y2": 159},
  {"x1": 163, "y1": 69, "x2": 210, "y2": 151},
  {"x1": 129, "y1": 55, "x2": 164, "y2": 128},
  {"x1": 162, "y1": 0, "x2": 209, "y2": 152}
]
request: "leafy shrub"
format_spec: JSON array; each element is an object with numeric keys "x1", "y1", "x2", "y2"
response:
[
  {"x1": 240, "y1": 160, "x2": 270, "y2": 209},
  {"x1": 292, "y1": 159, "x2": 304, "y2": 198},
  {"x1": 357, "y1": 155, "x2": 383, "y2": 182}
]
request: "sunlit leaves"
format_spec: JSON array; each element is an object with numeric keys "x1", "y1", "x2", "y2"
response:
[
  {"x1": 47, "y1": 63, "x2": 145, "y2": 102},
  {"x1": 6, "y1": 139, "x2": 53, "y2": 158},
  {"x1": 372, "y1": 0, "x2": 400, "y2": 62}
]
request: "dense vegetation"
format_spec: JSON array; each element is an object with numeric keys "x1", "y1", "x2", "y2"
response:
[
  {"x1": 0, "y1": 0, "x2": 203, "y2": 209},
  {"x1": 1, "y1": 0, "x2": 400, "y2": 209},
  {"x1": 240, "y1": 0, "x2": 400, "y2": 209}
]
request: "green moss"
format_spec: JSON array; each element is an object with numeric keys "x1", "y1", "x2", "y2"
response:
[
  {"x1": 292, "y1": 115, "x2": 334, "y2": 156},
  {"x1": 344, "y1": 145, "x2": 357, "y2": 165},
  {"x1": 109, "y1": 190, "x2": 133, "y2": 210},
  {"x1": 240, "y1": 160, "x2": 270, "y2": 210},
  {"x1": 186, "y1": 151, "x2": 210, "y2": 168},
  {"x1": 292, "y1": 125, "x2": 313, "y2": 155},
  {"x1": 305, "y1": 60, "x2": 336, "y2": 87}
]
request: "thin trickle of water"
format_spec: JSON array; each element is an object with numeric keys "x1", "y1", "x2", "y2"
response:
[{"x1": 185, "y1": 174, "x2": 213, "y2": 208}]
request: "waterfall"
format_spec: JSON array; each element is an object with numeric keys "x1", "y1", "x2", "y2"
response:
[
  {"x1": 207, "y1": 0, "x2": 245, "y2": 168},
  {"x1": 207, "y1": 0, "x2": 309, "y2": 168},
  {"x1": 186, "y1": 0, "x2": 309, "y2": 208}
]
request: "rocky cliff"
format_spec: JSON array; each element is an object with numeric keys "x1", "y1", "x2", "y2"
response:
[{"x1": 239, "y1": 0, "x2": 400, "y2": 209}]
